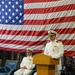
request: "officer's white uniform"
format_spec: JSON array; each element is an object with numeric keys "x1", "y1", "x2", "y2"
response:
[
  {"x1": 14, "y1": 56, "x2": 35, "y2": 75},
  {"x1": 44, "y1": 39, "x2": 64, "y2": 75}
]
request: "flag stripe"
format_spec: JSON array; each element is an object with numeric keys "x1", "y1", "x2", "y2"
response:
[
  {"x1": 0, "y1": 34, "x2": 48, "y2": 41},
  {"x1": 0, "y1": 28, "x2": 74, "y2": 36},
  {"x1": 24, "y1": 0, "x2": 75, "y2": 9},
  {"x1": 24, "y1": 10, "x2": 75, "y2": 20},
  {"x1": 0, "y1": 43, "x2": 44, "y2": 50},
  {"x1": 0, "y1": 39, "x2": 47, "y2": 46},
  {"x1": 62, "y1": 40, "x2": 75, "y2": 45},
  {"x1": 57, "y1": 34, "x2": 75, "y2": 40},
  {"x1": 64, "y1": 45, "x2": 75, "y2": 51},
  {"x1": 55, "y1": 28, "x2": 75, "y2": 34},
  {"x1": 0, "y1": 30, "x2": 47, "y2": 36},
  {"x1": 24, "y1": 16, "x2": 75, "y2": 25},
  {"x1": 24, "y1": 0, "x2": 59, "y2": 3},
  {"x1": 0, "y1": 23, "x2": 75, "y2": 30},
  {"x1": 64, "y1": 51, "x2": 75, "y2": 56},
  {"x1": 0, "y1": 39, "x2": 75, "y2": 46},
  {"x1": 0, "y1": 47, "x2": 26, "y2": 52},
  {"x1": 0, "y1": 34, "x2": 74, "y2": 41},
  {"x1": 0, "y1": 44, "x2": 74, "y2": 51},
  {"x1": 0, "y1": 47, "x2": 43, "y2": 52},
  {"x1": 24, "y1": 4, "x2": 75, "y2": 14}
]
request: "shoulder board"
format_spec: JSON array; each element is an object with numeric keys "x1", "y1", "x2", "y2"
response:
[{"x1": 56, "y1": 40, "x2": 61, "y2": 43}]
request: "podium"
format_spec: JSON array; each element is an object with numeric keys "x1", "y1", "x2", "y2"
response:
[{"x1": 33, "y1": 53, "x2": 59, "y2": 75}]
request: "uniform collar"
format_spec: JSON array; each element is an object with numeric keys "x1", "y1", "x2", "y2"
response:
[
  {"x1": 51, "y1": 39, "x2": 57, "y2": 43},
  {"x1": 27, "y1": 56, "x2": 32, "y2": 58}
]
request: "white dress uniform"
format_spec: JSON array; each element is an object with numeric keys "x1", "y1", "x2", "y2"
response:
[
  {"x1": 44, "y1": 39, "x2": 64, "y2": 75},
  {"x1": 14, "y1": 56, "x2": 35, "y2": 75}
]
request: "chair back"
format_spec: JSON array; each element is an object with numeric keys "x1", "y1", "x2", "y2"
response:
[{"x1": 5, "y1": 60, "x2": 18, "y2": 71}]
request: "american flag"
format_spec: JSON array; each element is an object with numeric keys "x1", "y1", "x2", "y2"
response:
[{"x1": 0, "y1": 0, "x2": 75, "y2": 56}]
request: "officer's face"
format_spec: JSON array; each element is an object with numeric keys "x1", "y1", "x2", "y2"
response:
[
  {"x1": 26, "y1": 51, "x2": 33, "y2": 56},
  {"x1": 50, "y1": 35, "x2": 56, "y2": 41}
]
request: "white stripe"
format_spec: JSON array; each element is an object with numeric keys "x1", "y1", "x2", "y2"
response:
[
  {"x1": 0, "y1": 43, "x2": 44, "y2": 50},
  {"x1": 0, "y1": 34, "x2": 48, "y2": 41},
  {"x1": 24, "y1": 10, "x2": 75, "y2": 20},
  {"x1": 64, "y1": 45, "x2": 75, "y2": 51},
  {"x1": 24, "y1": 0, "x2": 75, "y2": 9},
  {"x1": 58, "y1": 34, "x2": 75, "y2": 40},
  {"x1": 0, "y1": 34, "x2": 74, "y2": 41},
  {"x1": 0, "y1": 43, "x2": 74, "y2": 51},
  {"x1": 0, "y1": 22, "x2": 75, "y2": 31}
]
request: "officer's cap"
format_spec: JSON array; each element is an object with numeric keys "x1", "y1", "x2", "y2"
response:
[
  {"x1": 48, "y1": 30, "x2": 57, "y2": 37},
  {"x1": 26, "y1": 48, "x2": 33, "y2": 52}
]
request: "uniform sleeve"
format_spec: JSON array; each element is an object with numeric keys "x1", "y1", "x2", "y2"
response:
[
  {"x1": 28, "y1": 64, "x2": 35, "y2": 70},
  {"x1": 44, "y1": 43, "x2": 49, "y2": 55},
  {"x1": 52, "y1": 42, "x2": 64, "y2": 59},
  {"x1": 20, "y1": 57, "x2": 26, "y2": 68},
  {"x1": 26, "y1": 58, "x2": 35, "y2": 70}
]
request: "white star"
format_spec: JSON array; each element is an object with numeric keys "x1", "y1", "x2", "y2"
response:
[
  {"x1": 19, "y1": 13, "x2": 22, "y2": 16},
  {"x1": 8, "y1": 9, "x2": 11, "y2": 12},
  {"x1": 2, "y1": 1, "x2": 4, "y2": 4},
  {"x1": 5, "y1": 5, "x2": 8, "y2": 8},
  {"x1": 16, "y1": 9, "x2": 18, "y2": 12},
  {"x1": 8, "y1": 1, "x2": 11, "y2": 5},
  {"x1": 15, "y1": 1, "x2": 18, "y2": 5},
  {"x1": 2, "y1": 8, "x2": 4, "y2": 11},
  {"x1": 12, "y1": 20, "x2": 15, "y2": 23},
  {"x1": 19, "y1": 5, "x2": 22, "y2": 8},
  {"x1": 16, "y1": 16, "x2": 19, "y2": 19},
  {"x1": 5, "y1": 12, "x2": 8, "y2": 15},
  {"x1": 19, "y1": 20, "x2": 22, "y2": 23},
  {"x1": 5, "y1": 20, "x2": 8, "y2": 23},
  {"x1": 2, "y1": 16, "x2": 4, "y2": 19},
  {"x1": 12, "y1": 5, "x2": 15, "y2": 8},
  {"x1": 12, "y1": 12, "x2": 15, "y2": 16},
  {"x1": 8, "y1": 16, "x2": 11, "y2": 19}
]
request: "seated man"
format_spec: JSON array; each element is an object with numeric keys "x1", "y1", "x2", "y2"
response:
[{"x1": 14, "y1": 48, "x2": 35, "y2": 75}]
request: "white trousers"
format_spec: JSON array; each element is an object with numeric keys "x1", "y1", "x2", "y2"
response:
[
  {"x1": 55, "y1": 71, "x2": 61, "y2": 75},
  {"x1": 14, "y1": 69, "x2": 32, "y2": 75}
]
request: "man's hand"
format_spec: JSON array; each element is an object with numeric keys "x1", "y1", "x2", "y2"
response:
[{"x1": 21, "y1": 66, "x2": 27, "y2": 69}]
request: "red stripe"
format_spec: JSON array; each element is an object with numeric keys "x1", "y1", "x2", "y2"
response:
[
  {"x1": 24, "y1": 16, "x2": 75, "y2": 25},
  {"x1": 0, "y1": 47, "x2": 43, "y2": 53},
  {"x1": 34, "y1": 50, "x2": 43, "y2": 53},
  {"x1": 0, "y1": 39, "x2": 47, "y2": 46},
  {"x1": 0, "y1": 47, "x2": 26, "y2": 52},
  {"x1": 24, "y1": 4, "x2": 75, "y2": 14},
  {"x1": 0, "y1": 39, "x2": 74, "y2": 45},
  {"x1": 24, "y1": 0, "x2": 59, "y2": 3},
  {"x1": 34, "y1": 50, "x2": 75, "y2": 56},
  {"x1": 62, "y1": 40, "x2": 75, "y2": 45},
  {"x1": 54, "y1": 28, "x2": 75, "y2": 34},
  {"x1": 64, "y1": 50, "x2": 75, "y2": 56},
  {"x1": 0, "y1": 30, "x2": 47, "y2": 36},
  {"x1": 0, "y1": 28, "x2": 74, "y2": 36},
  {"x1": 1, "y1": 47, "x2": 75, "y2": 56}
]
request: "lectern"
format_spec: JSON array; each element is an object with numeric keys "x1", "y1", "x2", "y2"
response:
[{"x1": 33, "y1": 53, "x2": 59, "y2": 75}]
